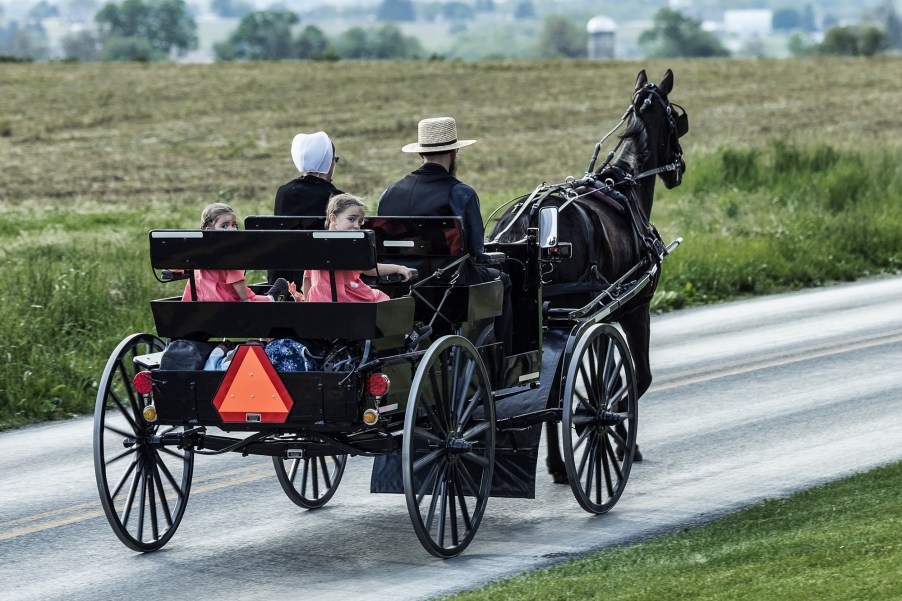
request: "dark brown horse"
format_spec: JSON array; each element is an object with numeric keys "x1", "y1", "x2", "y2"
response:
[{"x1": 488, "y1": 69, "x2": 687, "y2": 482}]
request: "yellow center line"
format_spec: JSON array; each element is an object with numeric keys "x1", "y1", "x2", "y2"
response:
[
  {"x1": 0, "y1": 465, "x2": 273, "y2": 541},
  {"x1": 4, "y1": 329, "x2": 900, "y2": 542},
  {"x1": 650, "y1": 331, "x2": 902, "y2": 393}
]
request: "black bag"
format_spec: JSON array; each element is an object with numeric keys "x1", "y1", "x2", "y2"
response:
[{"x1": 159, "y1": 340, "x2": 215, "y2": 371}]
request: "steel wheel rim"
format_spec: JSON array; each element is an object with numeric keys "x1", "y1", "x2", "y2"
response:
[
  {"x1": 562, "y1": 324, "x2": 637, "y2": 514},
  {"x1": 93, "y1": 333, "x2": 193, "y2": 552},
  {"x1": 272, "y1": 452, "x2": 347, "y2": 509},
  {"x1": 402, "y1": 335, "x2": 495, "y2": 558}
]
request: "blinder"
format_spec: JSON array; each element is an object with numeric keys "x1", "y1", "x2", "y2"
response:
[{"x1": 671, "y1": 103, "x2": 689, "y2": 138}]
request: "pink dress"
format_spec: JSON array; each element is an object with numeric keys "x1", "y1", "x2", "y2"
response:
[
  {"x1": 306, "y1": 270, "x2": 389, "y2": 303},
  {"x1": 182, "y1": 269, "x2": 272, "y2": 302}
]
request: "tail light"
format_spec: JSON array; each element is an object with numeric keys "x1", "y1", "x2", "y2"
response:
[{"x1": 366, "y1": 373, "x2": 390, "y2": 397}]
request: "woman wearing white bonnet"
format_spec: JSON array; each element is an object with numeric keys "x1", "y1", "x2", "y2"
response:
[{"x1": 270, "y1": 130, "x2": 344, "y2": 285}]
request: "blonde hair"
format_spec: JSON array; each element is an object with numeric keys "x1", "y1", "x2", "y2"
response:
[
  {"x1": 200, "y1": 203, "x2": 236, "y2": 229},
  {"x1": 325, "y1": 193, "x2": 366, "y2": 228}
]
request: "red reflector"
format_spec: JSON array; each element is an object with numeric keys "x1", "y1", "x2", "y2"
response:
[
  {"x1": 133, "y1": 371, "x2": 153, "y2": 395},
  {"x1": 367, "y1": 373, "x2": 390, "y2": 397}
]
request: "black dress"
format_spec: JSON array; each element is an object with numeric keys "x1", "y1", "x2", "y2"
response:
[{"x1": 269, "y1": 175, "x2": 343, "y2": 285}]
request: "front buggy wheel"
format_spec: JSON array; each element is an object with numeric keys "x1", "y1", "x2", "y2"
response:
[
  {"x1": 562, "y1": 324, "x2": 638, "y2": 514},
  {"x1": 402, "y1": 335, "x2": 495, "y2": 558},
  {"x1": 93, "y1": 333, "x2": 193, "y2": 552},
  {"x1": 272, "y1": 452, "x2": 347, "y2": 509}
]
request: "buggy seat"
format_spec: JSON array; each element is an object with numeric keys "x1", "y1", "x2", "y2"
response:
[
  {"x1": 148, "y1": 229, "x2": 414, "y2": 340},
  {"x1": 244, "y1": 216, "x2": 503, "y2": 325}
]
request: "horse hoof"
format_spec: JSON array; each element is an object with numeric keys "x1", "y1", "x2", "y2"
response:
[
  {"x1": 551, "y1": 471, "x2": 568, "y2": 484},
  {"x1": 615, "y1": 446, "x2": 644, "y2": 462}
]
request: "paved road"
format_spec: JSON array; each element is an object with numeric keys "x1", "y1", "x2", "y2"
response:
[{"x1": 2, "y1": 276, "x2": 901, "y2": 601}]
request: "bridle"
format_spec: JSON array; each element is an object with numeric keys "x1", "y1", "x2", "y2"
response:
[{"x1": 624, "y1": 83, "x2": 688, "y2": 183}]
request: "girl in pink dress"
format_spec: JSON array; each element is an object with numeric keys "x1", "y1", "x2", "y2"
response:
[
  {"x1": 182, "y1": 203, "x2": 293, "y2": 302},
  {"x1": 305, "y1": 194, "x2": 411, "y2": 302}
]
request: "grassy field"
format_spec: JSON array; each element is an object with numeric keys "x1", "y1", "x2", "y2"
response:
[
  {"x1": 442, "y1": 460, "x2": 902, "y2": 600},
  {"x1": 0, "y1": 57, "x2": 900, "y2": 427}
]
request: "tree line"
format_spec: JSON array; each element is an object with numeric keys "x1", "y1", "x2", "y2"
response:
[{"x1": 1, "y1": 0, "x2": 900, "y2": 63}]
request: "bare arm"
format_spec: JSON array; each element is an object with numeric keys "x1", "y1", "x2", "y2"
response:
[
  {"x1": 231, "y1": 280, "x2": 251, "y2": 301},
  {"x1": 363, "y1": 263, "x2": 412, "y2": 281}
]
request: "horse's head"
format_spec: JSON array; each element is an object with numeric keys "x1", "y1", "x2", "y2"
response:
[{"x1": 624, "y1": 69, "x2": 688, "y2": 190}]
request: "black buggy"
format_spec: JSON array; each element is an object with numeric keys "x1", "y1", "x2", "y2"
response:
[{"x1": 93, "y1": 197, "x2": 679, "y2": 558}]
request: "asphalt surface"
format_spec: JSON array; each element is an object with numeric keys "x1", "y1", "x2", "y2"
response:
[{"x1": 2, "y1": 275, "x2": 901, "y2": 600}]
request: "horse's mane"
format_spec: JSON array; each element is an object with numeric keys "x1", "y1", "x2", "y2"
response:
[{"x1": 612, "y1": 114, "x2": 648, "y2": 174}]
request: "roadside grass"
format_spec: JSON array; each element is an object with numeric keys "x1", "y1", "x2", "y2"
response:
[
  {"x1": 442, "y1": 460, "x2": 902, "y2": 601},
  {"x1": 0, "y1": 58, "x2": 900, "y2": 428}
]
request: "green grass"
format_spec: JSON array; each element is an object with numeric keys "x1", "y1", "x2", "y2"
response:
[
  {"x1": 442, "y1": 461, "x2": 902, "y2": 600},
  {"x1": 0, "y1": 58, "x2": 900, "y2": 427}
]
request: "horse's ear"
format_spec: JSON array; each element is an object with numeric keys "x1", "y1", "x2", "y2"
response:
[
  {"x1": 659, "y1": 69, "x2": 674, "y2": 96},
  {"x1": 635, "y1": 70, "x2": 648, "y2": 91}
]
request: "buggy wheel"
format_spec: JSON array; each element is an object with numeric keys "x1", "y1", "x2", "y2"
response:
[
  {"x1": 93, "y1": 333, "x2": 193, "y2": 552},
  {"x1": 272, "y1": 453, "x2": 347, "y2": 509},
  {"x1": 562, "y1": 324, "x2": 638, "y2": 514},
  {"x1": 402, "y1": 335, "x2": 495, "y2": 558}
]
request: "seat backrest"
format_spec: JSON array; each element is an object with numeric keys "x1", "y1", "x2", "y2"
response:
[{"x1": 149, "y1": 229, "x2": 376, "y2": 272}]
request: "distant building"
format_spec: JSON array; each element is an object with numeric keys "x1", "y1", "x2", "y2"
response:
[{"x1": 587, "y1": 14, "x2": 616, "y2": 59}]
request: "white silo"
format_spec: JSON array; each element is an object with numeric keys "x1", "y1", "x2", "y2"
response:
[{"x1": 587, "y1": 15, "x2": 616, "y2": 59}]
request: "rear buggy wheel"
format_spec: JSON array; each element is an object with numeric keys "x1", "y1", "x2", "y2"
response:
[
  {"x1": 562, "y1": 324, "x2": 638, "y2": 514},
  {"x1": 272, "y1": 452, "x2": 347, "y2": 509},
  {"x1": 402, "y1": 335, "x2": 495, "y2": 558},
  {"x1": 93, "y1": 333, "x2": 193, "y2": 552}
]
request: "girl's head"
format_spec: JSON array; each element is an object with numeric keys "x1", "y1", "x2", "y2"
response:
[
  {"x1": 325, "y1": 194, "x2": 366, "y2": 231},
  {"x1": 200, "y1": 203, "x2": 238, "y2": 230}
]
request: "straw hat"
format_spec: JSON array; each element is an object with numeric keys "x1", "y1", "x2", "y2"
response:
[{"x1": 401, "y1": 117, "x2": 476, "y2": 153}]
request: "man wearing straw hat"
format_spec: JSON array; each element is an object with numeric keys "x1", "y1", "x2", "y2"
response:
[{"x1": 378, "y1": 116, "x2": 512, "y2": 353}]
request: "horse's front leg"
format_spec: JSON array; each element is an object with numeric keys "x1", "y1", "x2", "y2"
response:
[{"x1": 618, "y1": 305, "x2": 653, "y2": 462}]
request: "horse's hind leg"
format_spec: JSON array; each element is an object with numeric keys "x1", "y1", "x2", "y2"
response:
[{"x1": 545, "y1": 422, "x2": 568, "y2": 484}]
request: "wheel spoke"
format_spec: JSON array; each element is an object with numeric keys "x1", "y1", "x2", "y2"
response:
[
  {"x1": 109, "y1": 455, "x2": 139, "y2": 499},
  {"x1": 563, "y1": 325, "x2": 636, "y2": 514},
  {"x1": 412, "y1": 425, "x2": 444, "y2": 446},
  {"x1": 412, "y1": 447, "x2": 445, "y2": 474},
  {"x1": 456, "y1": 386, "x2": 485, "y2": 428}
]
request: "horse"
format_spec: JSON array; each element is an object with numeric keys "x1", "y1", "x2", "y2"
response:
[{"x1": 488, "y1": 68, "x2": 687, "y2": 483}]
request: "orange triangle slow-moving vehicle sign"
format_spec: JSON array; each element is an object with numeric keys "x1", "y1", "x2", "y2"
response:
[{"x1": 212, "y1": 345, "x2": 294, "y2": 423}]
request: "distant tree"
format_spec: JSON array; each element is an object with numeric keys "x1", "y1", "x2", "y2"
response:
[
  {"x1": 213, "y1": 9, "x2": 298, "y2": 61},
  {"x1": 816, "y1": 24, "x2": 887, "y2": 56},
  {"x1": 294, "y1": 24, "x2": 331, "y2": 60},
  {"x1": 335, "y1": 24, "x2": 423, "y2": 59},
  {"x1": 371, "y1": 23, "x2": 423, "y2": 58},
  {"x1": 474, "y1": 0, "x2": 495, "y2": 13},
  {"x1": 639, "y1": 7, "x2": 730, "y2": 58},
  {"x1": 788, "y1": 31, "x2": 814, "y2": 56},
  {"x1": 514, "y1": 1, "x2": 536, "y2": 20},
  {"x1": 211, "y1": 0, "x2": 253, "y2": 19},
  {"x1": 442, "y1": 2, "x2": 474, "y2": 22},
  {"x1": 539, "y1": 14, "x2": 585, "y2": 58},
  {"x1": 64, "y1": 0, "x2": 99, "y2": 23},
  {"x1": 95, "y1": 0, "x2": 198, "y2": 57},
  {"x1": 28, "y1": 1, "x2": 60, "y2": 20},
  {"x1": 377, "y1": 0, "x2": 415, "y2": 22},
  {"x1": 61, "y1": 29, "x2": 101, "y2": 60},
  {"x1": 0, "y1": 21, "x2": 50, "y2": 60},
  {"x1": 876, "y1": 0, "x2": 902, "y2": 49},
  {"x1": 772, "y1": 8, "x2": 800, "y2": 31},
  {"x1": 97, "y1": 34, "x2": 165, "y2": 60},
  {"x1": 336, "y1": 27, "x2": 370, "y2": 58}
]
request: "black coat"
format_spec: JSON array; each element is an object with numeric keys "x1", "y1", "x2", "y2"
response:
[{"x1": 269, "y1": 175, "x2": 343, "y2": 285}]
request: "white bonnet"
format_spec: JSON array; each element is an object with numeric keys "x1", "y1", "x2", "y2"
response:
[{"x1": 291, "y1": 131, "x2": 333, "y2": 174}]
